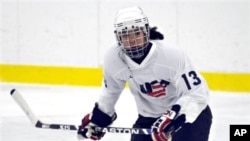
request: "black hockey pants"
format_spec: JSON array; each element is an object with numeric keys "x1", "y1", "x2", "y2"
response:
[{"x1": 130, "y1": 105, "x2": 212, "y2": 141}]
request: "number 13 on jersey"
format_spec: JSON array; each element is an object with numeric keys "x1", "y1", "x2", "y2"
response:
[{"x1": 181, "y1": 70, "x2": 202, "y2": 90}]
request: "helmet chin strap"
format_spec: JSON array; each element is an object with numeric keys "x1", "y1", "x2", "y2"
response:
[{"x1": 130, "y1": 42, "x2": 152, "y2": 64}]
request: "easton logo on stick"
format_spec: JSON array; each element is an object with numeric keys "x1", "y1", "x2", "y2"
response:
[{"x1": 97, "y1": 127, "x2": 140, "y2": 134}]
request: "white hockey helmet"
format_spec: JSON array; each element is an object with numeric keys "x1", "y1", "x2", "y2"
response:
[{"x1": 114, "y1": 6, "x2": 150, "y2": 58}]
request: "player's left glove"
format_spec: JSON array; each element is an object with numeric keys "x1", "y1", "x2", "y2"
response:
[{"x1": 151, "y1": 105, "x2": 186, "y2": 141}]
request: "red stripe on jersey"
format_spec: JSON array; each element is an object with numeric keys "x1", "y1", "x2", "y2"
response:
[{"x1": 149, "y1": 89, "x2": 166, "y2": 97}]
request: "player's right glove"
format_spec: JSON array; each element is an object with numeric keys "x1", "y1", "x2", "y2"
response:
[
  {"x1": 151, "y1": 105, "x2": 186, "y2": 141},
  {"x1": 77, "y1": 103, "x2": 117, "y2": 140}
]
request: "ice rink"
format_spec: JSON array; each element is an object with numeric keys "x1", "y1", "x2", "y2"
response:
[{"x1": 1, "y1": 83, "x2": 249, "y2": 141}]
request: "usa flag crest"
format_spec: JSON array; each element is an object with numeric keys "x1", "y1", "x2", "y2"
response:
[{"x1": 140, "y1": 79, "x2": 170, "y2": 97}]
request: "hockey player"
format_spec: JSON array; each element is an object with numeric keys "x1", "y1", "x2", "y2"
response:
[{"x1": 77, "y1": 6, "x2": 212, "y2": 141}]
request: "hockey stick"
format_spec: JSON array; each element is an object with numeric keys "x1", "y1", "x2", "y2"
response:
[{"x1": 10, "y1": 89, "x2": 152, "y2": 135}]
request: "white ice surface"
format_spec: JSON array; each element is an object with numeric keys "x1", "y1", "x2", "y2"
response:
[{"x1": 1, "y1": 83, "x2": 250, "y2": 141}]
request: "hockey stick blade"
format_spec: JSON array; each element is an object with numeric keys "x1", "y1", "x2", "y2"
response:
[
  {"x1": 10, "y1": 89, "x2": 39, "y2": 125},
  {"x1": 10, "y1": 89, "x2": 152, "y2": 134},
  {"x1": 10, "y1": 89, "x2": 80, "y2": 131}
]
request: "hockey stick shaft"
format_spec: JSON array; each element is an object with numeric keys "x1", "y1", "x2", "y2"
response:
[
  {"x1": 10, "y1": 89, "x2": 152, "y2": 135},
  {"x1": 35, "y1": 120, "x2": 151, "y2": 134}
]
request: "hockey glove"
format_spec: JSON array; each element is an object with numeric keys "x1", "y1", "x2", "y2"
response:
[
  {"x1": 149, "y1": 26, "x2": 164, "y2": 40},
  {"x1": 151, "y1": 105, "x2": 186, "y2": 141},
  {"x1": 77, "y1": 103, "x2": 117, "y2": 140}
]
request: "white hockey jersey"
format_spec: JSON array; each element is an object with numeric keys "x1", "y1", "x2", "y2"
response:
[{"x1": 98, "y1": 41, "x2": 210, "y2": 123}]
